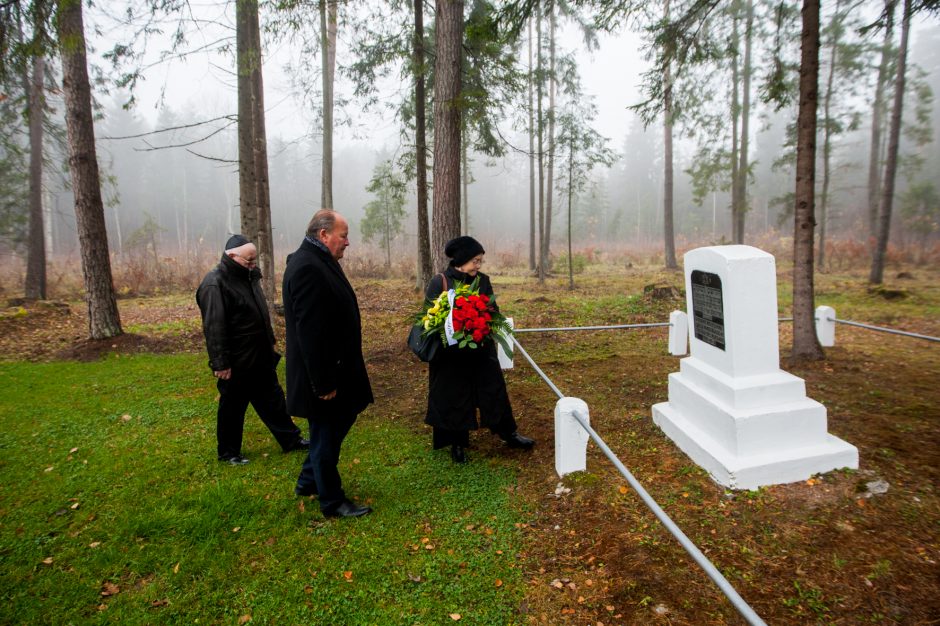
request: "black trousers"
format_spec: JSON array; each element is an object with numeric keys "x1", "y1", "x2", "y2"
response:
[
  {"x1": 216, "y1": 365, "x2": 303, "y2": 459},
  {"x1": 296, "y1": 412, "x2": 357, "y2": 514}
]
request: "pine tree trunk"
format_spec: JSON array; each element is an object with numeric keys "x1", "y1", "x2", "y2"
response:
[
  {"x1": 543, "y1": 1, "x2": 556, "y2": 272},
  {"x1": 791, "y1": 0, "x2": 823, "y2": 362},
  {"x1": 662, "y1": 0, "x2": 677, "y2": 270},
  {"x1": 320, "y1": 0, "x2": 337, "y2": 211},
  {"x1": 730, "y1": 9, "x2": 742, "y2": 244},
  {"x1": 869, "y1": 0, "x2": 911, "y2": 285},
  {"x1": 414, "y1": 0, "x2": 432, "y2": 288},
  {"x1": 567, "y1": 137, "x2": 574, "y2": 290},
  {"x1": 25, "y1": 52, "x2": 46, "y2": 299},
  {"x1": 867, "y1": 0, "x2": 895, "y2": 241},
  {"x1": 431, "y1": 0, "x2": 463, "y2": 273},
  {"x1": 461, "y1": 127, "x2": 469, "y2": 234},
  {"x1": 818, "y1": 0, "x2": 843, "y2": 271},
  {"x1": 236, "y1": 0, "x2": 258, "y2": 239},
  {"x1": 57, "y1": 0, "x2": 122, "y2": 339},
  {"x1": 248, "y1": 1, "x2": 276, "y2": 303},
  {"x1": 736, "y1": 0, "x2": 753, "y2": 244},
  {"x1": 535, "y1": 3, "x2": 545, "y2": 283},
  {"x1": 528, "y1": 18, "x2": 536, "y2": 272}
]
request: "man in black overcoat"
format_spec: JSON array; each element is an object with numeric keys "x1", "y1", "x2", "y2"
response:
[
  {"x1": 282, "y1": 210, "x2": 374, "y2": 518},
  {"x1": 196, "y1": 234, "x2": 309, "y2": 465}
]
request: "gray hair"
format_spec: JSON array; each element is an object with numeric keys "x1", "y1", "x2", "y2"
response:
[{"x1": 305, "y1": 209, "x2": 337, "y2": 238}]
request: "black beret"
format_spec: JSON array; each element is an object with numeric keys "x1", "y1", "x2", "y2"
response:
[
  {"x1": 225, "y1": 234, "x2": 250, "y2": 251},
  {"x1": 444, "y1": 236, "x2": 485, "y2": 267}
]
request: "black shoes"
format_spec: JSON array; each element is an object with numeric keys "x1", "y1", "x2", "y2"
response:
[
  {"x1": 503, "y1": 432, "x2": 535, "y2": 450},
  {"x1": 324, "y1": 499, "x2": 372, "y2": 518},
  {"x1": 450, "y1": 445, "x2": 467, "y2": 464},
  {"x1": 219, "y1": 455, "x2": 249, "y2": 465},
  {"x1": 284, "y1": 438, "x2": 310, "y2": 453},
  {"x1": 294, "y1": 483, "x2": 318, "y2": 497}
]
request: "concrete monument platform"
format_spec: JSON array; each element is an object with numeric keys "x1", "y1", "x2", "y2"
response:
[{"x1": 652, "y1": 245, "x2": 857, "y2": 490}]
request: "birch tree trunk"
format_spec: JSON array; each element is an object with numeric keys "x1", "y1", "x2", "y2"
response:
[
  {"x1": 413, "y1": 0, "x2": 432, "y2": 288},
  {"x1": 791, "y1": 0, "x2": 823, "y2": 362},
  {"x1": 431, "y1": 0, "x2": 463, "y2": 272},
  {"x1": 869, "y1": 0, "x2": 911, "y2": 285},
  {"x1": 57, "y1": 0, "x2": 122, "y2": 338}
]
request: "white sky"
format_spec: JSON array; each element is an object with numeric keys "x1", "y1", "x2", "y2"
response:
[{"x1": 92, "y1": 4, "x2": 648, "y2": 150}]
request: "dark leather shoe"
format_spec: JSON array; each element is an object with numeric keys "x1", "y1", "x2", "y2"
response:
[
  {"x1": 294, "y1": 483, "x2": 318, "y2": 497},
  {"x1": 284, "y1": 438, "x2": 310, "y2": 453},
  {"x1": 324, "y1": 500, "x2": 372, "y2": 518},
  {"x1": 219, "y1": 455, "x2": 249, "y2": 465},
  {"x1": 503, "y1": 432, "x2": 535, "y2": 450},
  {"x1": 451, "y1": 445, "x2": 467, "y2": 464}
]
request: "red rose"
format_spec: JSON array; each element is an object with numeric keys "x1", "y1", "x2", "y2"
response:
[{"x1": 472, "y1": 329, "x2": 484, "y2": 343}]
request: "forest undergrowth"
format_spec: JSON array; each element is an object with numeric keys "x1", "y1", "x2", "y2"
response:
[{"x1": 1, "y1": 256, "x2": 938, "y2": 624}]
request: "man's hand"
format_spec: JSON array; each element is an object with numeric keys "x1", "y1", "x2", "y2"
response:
[
  {"x1": 319, "y1": 389, "x2": 337, "y2": 400},
  {"x1": 214, "y1": 368, "x2": 232, "y2": 380}
]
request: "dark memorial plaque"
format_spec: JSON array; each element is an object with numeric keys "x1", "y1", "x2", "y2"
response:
[{"x1": 690, "y1": 270, "x2": 725, "y2": 350}]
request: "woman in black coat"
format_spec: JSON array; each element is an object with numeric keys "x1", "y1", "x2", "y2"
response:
[{"x1": 424, "y1": 236, "x2": 535, "y2": 463}]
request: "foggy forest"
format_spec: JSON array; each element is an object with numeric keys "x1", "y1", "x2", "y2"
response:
[{"x1": 1, "y1": 0, "x2": 939, "y2": 315}]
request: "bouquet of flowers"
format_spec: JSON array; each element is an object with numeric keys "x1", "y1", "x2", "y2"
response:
[{"x1": 415, "y1": 276, "x2": 513, "y2": 354}]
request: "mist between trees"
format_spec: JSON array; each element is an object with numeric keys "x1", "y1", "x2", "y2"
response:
[{"x1": 2, "y1": 2, "x2": 939, "y2": 299}]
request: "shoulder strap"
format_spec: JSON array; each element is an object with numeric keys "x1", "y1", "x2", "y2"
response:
[{"x1": 440, "y1": 273, "x2": 447, "y2": 291}]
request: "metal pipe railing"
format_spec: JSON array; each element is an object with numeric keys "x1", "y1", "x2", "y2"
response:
[
  {"x1": 569, "y1": 409, "x2": 766, "y2": 626},
  {"x1": 833, "y1": 318, "x2": 940, "y2": 342},
  {"x1": 515, "y1": 322, "x2": 671, "y2": 334},
  {"x1": 510, "y1": 335, "x2": 767, "y2": 625}
]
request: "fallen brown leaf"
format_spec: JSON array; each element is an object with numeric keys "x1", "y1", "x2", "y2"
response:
[{"x1": 100, "y1": 582, "x2": 120, "y2": 597}]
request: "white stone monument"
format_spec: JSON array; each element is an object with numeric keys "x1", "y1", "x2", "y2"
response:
[{"x1": 652, "y1": 245, "x2": 857, "y2": 490}]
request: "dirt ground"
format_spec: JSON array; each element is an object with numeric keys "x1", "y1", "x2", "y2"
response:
[{"x1": 2, "y1": 272, "x2": 938, "y2": 625}]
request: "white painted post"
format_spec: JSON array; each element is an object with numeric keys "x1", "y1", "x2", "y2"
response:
[
  {"x1": 555, "y1": 397, "x2": 590, "y2": 477},
  {"x1": 815, "y1": 306, "x2": 836, "y2": 347},
  {"x1": 668, "y1": 310, "x2": 689, "y2": 356},
  {"x1": 498, "y1": 317, "x2": 514, "y2": 370}
]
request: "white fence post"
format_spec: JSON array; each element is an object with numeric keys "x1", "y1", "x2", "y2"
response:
[
  {"x1": 668, "y1": 310, "x2": 689, "y2": 356},
  {"x1": 555, "y1": 397, "x2": 590, "y2": 477},
  {"x1": 498, "y1": 317, "x2": 514, "y2": 370},
  {"x1": 815, "y1": 306, "x2": 836, "y2": 347}
]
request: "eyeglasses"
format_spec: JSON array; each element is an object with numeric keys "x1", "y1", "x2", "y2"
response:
[
  {"x1": 235, "y1": 254, "x2": 257, "y2": 267},
  {"x1": 469, "y1": 257, "x2": 484, "y2": 266}
]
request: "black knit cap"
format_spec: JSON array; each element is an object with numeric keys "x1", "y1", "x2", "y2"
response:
[
  {"x1": 224, "y1": 234, "x2": 250, "y2": 251},
  {"x1": 444, "y1": 236, "x2": 485, "y2": 267}
]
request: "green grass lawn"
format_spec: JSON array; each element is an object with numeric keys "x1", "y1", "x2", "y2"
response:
[{"x1": 0, "y1": 354, "x2": 526, "y2": 624}]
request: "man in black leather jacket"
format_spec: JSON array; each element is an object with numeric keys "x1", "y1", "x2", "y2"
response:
[{"x1": 196, "y1": 234, "x2": 308, "y2": 464}]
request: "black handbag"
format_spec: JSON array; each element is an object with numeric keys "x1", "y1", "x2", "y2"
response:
[
  {"x1": 408, "y1": 274, "x2": 447, "y2": 362},
  {"x1": 408, "y1": 324, "x2": 441, "y2": 362}
]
